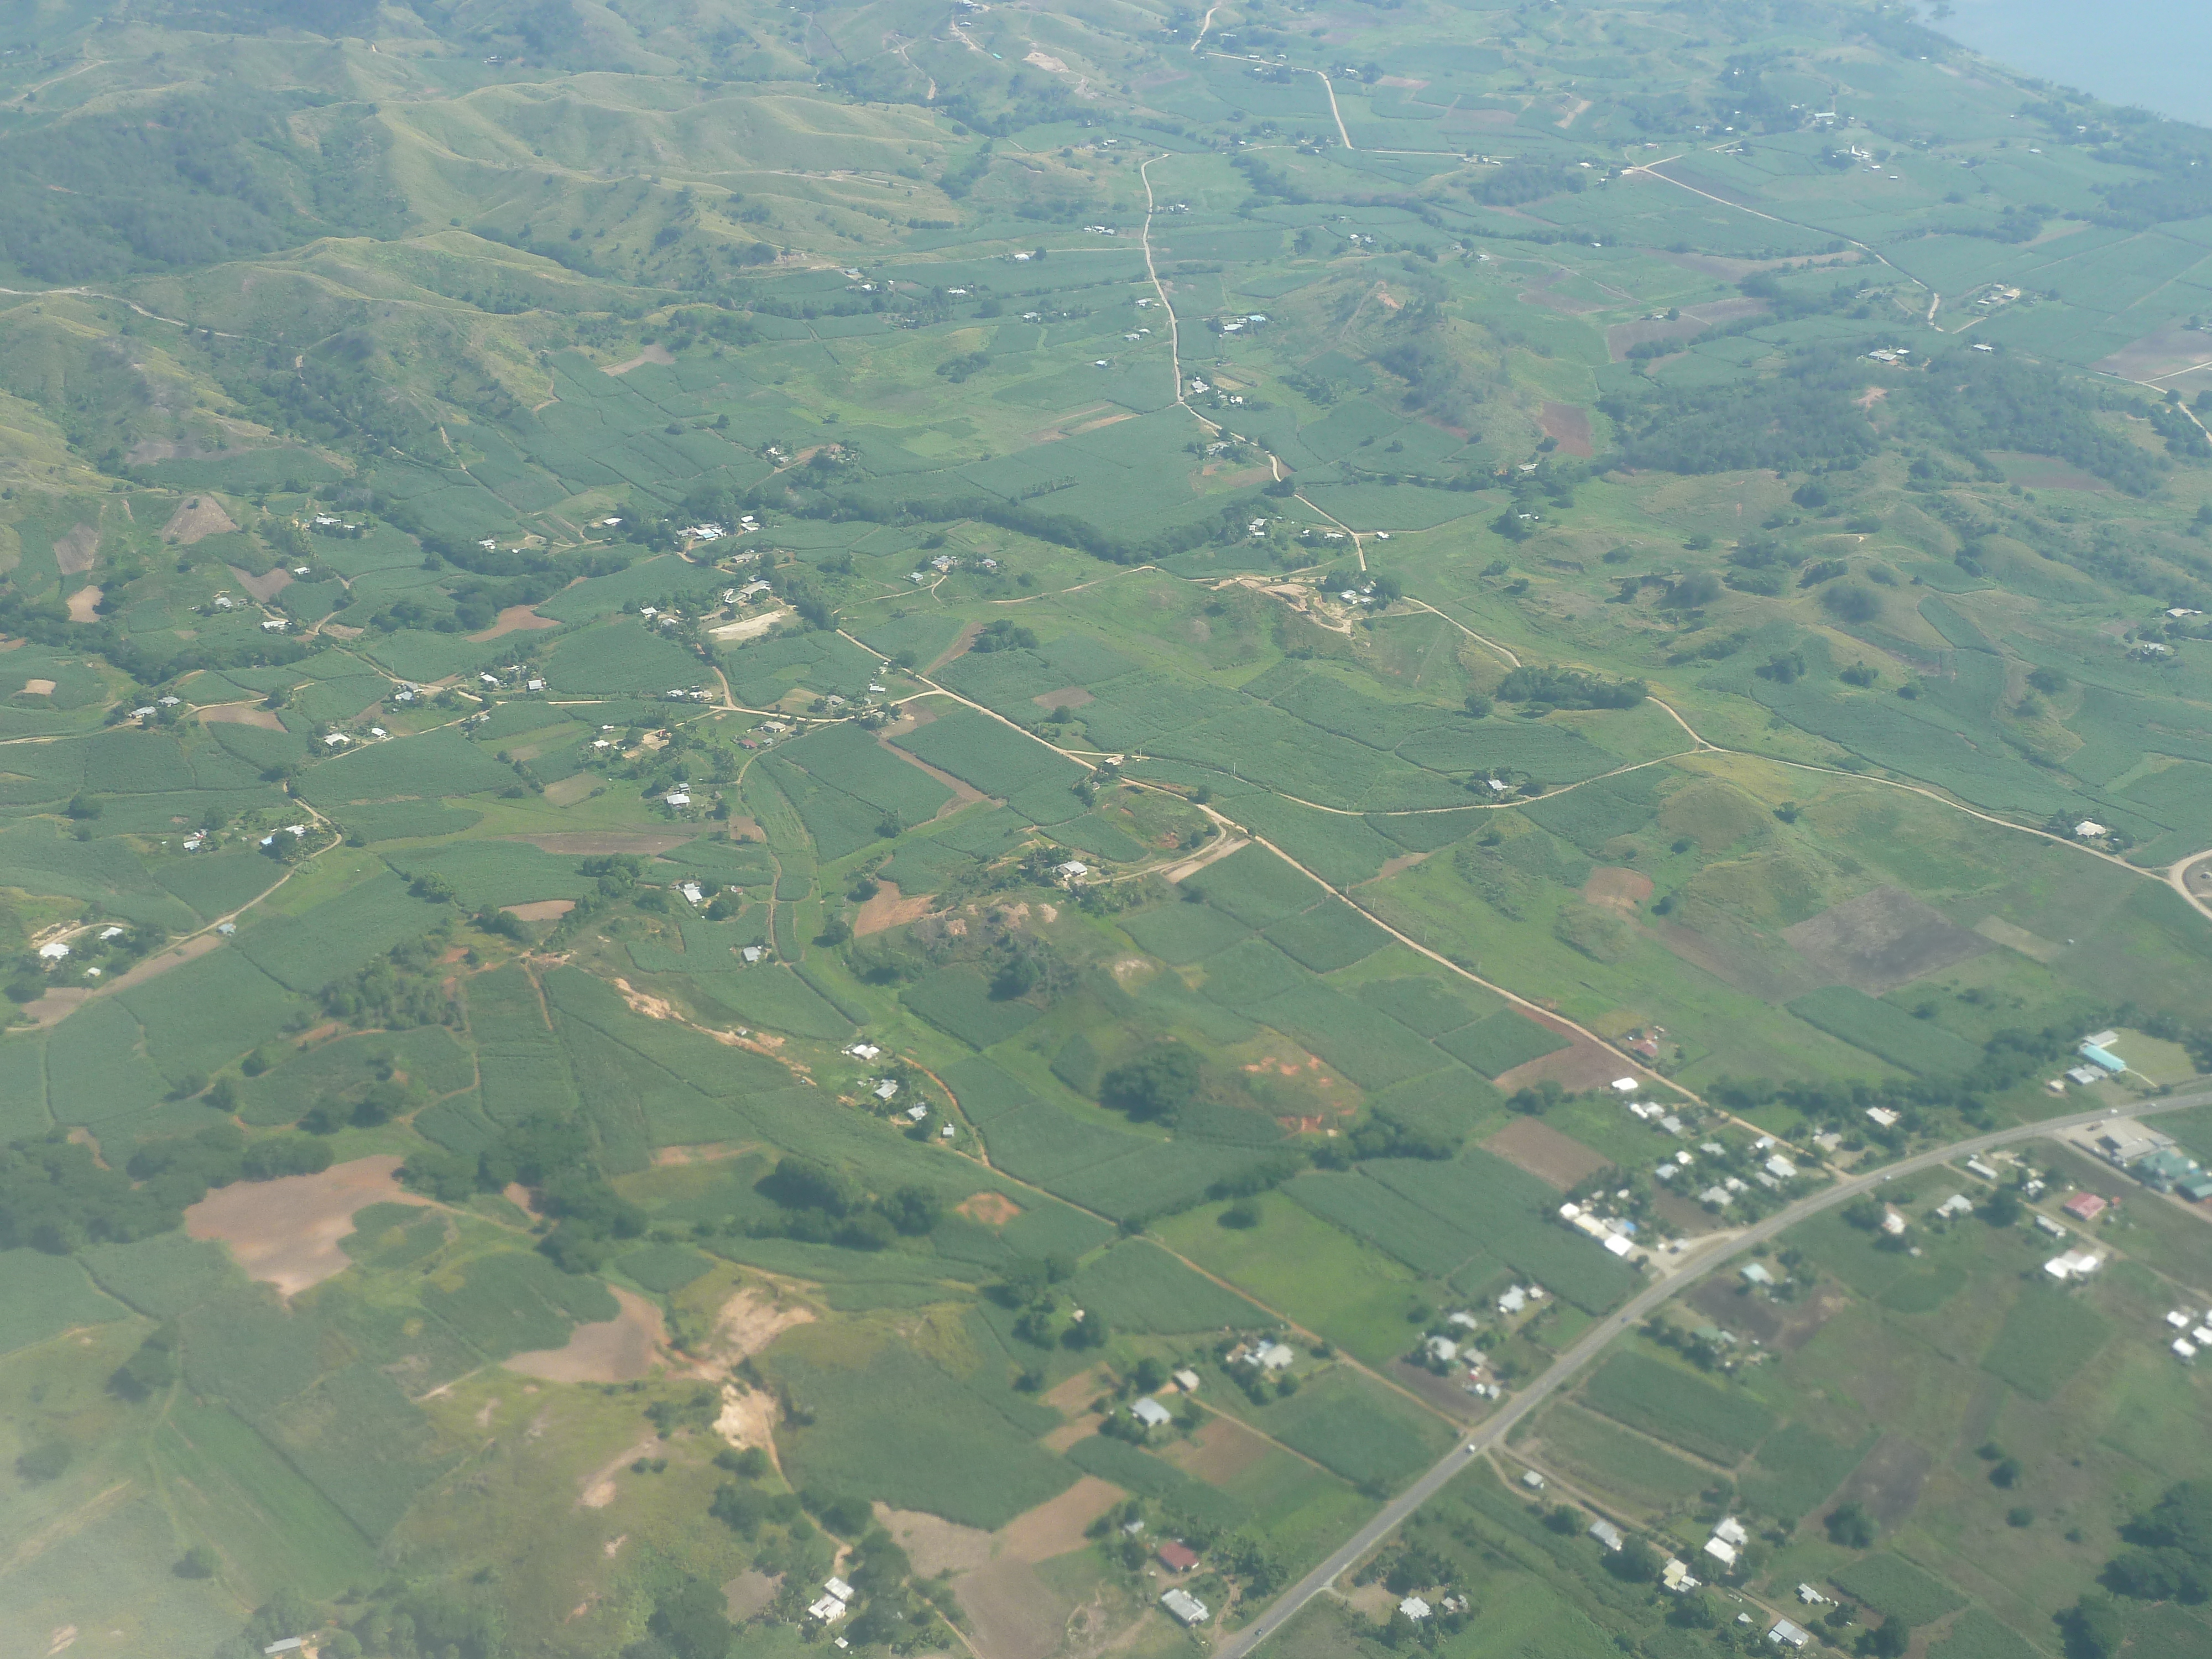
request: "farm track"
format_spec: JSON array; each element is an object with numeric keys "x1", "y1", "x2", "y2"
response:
[{"x1": 1217, "y1": 1082, "x2": 2212, "y2": 1656}]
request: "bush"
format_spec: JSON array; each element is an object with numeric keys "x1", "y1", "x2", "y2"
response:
[
  {"x1": 1100, "y1": 1042, "x2": 1201, "y2": 1124},
  {"x1": 1828, "y1": 1501, "x2": 1876, "y2": 1548}
]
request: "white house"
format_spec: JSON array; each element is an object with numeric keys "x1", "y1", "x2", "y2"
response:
[
  {"x1": 1130, "y1": 1396, "x2": 1173, "y2": 1428},
  {"x1": 1160, "y1": 1588, "x2": 1208, "y2": 1626}
]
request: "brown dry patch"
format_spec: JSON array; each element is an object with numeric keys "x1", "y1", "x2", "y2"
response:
[
  {"x1": 185, "y1": 1155, "x2": 430, "y2": 1298},
  {"x1": 650, "y1": 1142, "x2": 753, "y2": 1167},
  {"x1": 874, "y1": 728, "x2": 987, "y2": 816},
  {"x1": 19, "y1": 678, "x2": 56, "y2": 696},
  {"x1": 1024, "y1": 48, "x2": 1069, "y2": 72},
  {"x1": 957, "y1": 1191, "x2": 1023, "y2": 1227},
  {"x1": 1030, "y1": 686, "x2": 1094, "y2": 710},
  {"x1": 930, "y1": 620, "x2": 984, "y2": 673},
  {"x1": 471, "y1": 604, "x2": 560, "y2": 641},
  {"x1": 999, "y1": 1475, "x2": 1123, "y2": 1562},
  {"x1": 1782, "y1": 885, "x2": 1990, "y2": 995},
  {"x1": 604, "y1": 342, "x2": 675, "y2": 375},
  {"x1": 714, "y1": 1384, "x2": 782, "y2": 1471},
  {"x1": 502, "y1": 899, "x2": 576, "y2": 922},
  {"x1": 229, "y1": 564, "x2": 293, "y2": 602},
  {"x1": 855, "y1": 879, "x2": 936, "y2": 937},
  {"x1": 1493, "y1": 1023, "x2": 1640, "y2": 1095},
  {"x1": 956, "y1": 1558, "x2": 1073, "y2": 1659},
  {"x1": 502, "y1": 1182, "x2": 542, "y2": 1218},
  {"x1": 1160, "y1": 1414, "x2": 1268, "y2": 1484},
  {"x1": 880, "y1": 1505, "x2": 995, "y2": 1575},
  {"x1": 1537, "y1": 401, "x2": 1593, "y2": 457},
  {"x1": 713, "y1": 1286, "x2": 816, "y2": 1361},
  {"x1": 64, "y1": 587, "x2": 101, "y2": 623},
  {"x1": 161, "y1": 498, "x2": 238, "y2": 545},
  {"x1": 723, "y1": 1571, "x2": 781, "y2": 1621},
  {"x1": 53, "y1": 523, "x2": 100, "y2": 576},
  {"x1": 1483, "y1": 1116, "x2": 1614, "y2": 1190},
  {"x1": 1856, "y1": 384, "x2": 1890, "y2": 410},
  {"x1": 1583, "y1": 866, "x2": 1653, "y2": 911},
  {"x1": 200, "y1": 703, "x2": 285, "y2": 730},
  {"x1": 1029, "y1": 402, "x2": 1113, "y2": 444},
  {"x1": 503, "y1": 831, "x2": 695, "y2": 854},
  {"x1": 1068, "y1": 410, "x2": 1134, "y2": 437},
  {"x1": 578, "y1": 1436, "x2": 662, "y2": 1509},
  {"x1": 1373, "y1": 849, "x2": 1431, "y2": 881},
  {"x1": 1162, "y1": 834, "x2": 1248, "y2": 884},
  {"x1": 504, "y1": 1286, "x2": 667, "y2": 1383},
  {"x1": 1044, "y1": 1366, "x2": 1109, "y2": 1415}
]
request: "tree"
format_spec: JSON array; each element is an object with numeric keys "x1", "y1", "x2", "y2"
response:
[
  {"x1": 175, "y1": 1544, "x2": 219, "y2": 1578},
  {"x1": 881, "y1": 1184, "x2": 942, "y2": 1235},
  {"x1": 2060, "y1": 1591, "x2": 2124, "y2": 1659},
  {"x1": 1609, "y1": 1536, "x2": 1664, "y2": 1582},
  {"x1": 1827, "y1": 1501, "x2": 1876, "y2": 1548},
  {"x1": 1099, "y1": 1042, "x2": 1202, "y2": 1124},
  {"x1": 1861, "y1": 1619, "x2": 1912, "y2": 1658},
  {"x1": 649, "y1": 1577, "x2": 734, "y2": 1659},
  {"x1": 1981, "y1": 1187, "x2": 2023, "y2": 1228}
]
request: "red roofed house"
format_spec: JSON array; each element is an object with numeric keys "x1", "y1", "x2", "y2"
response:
[
  {"x1": 2063, "y1": 1192, "x2": 2109, "y2": 1222},
  {"x1": 1157, "y1": 1541, "x2": 1199, "y2": 1573}
]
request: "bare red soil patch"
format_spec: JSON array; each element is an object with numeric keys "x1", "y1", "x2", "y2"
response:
[
  {"x1": 855, "y1": 879, "x2": 936, "y2": 937},
  {"x1": 201, "y1": 703, "x2": 285, "y2": 730},
  {"x1": 502, "y1": 899, "x2": 576, "y2": 922},
  {"x1": 185, "y1": 1155, "x2": 430, "y2": 1298},
  {"x1": 1483, "y1": 1115, "x2": 1614, "y2": 1190},
  {"x1": 160, "y1": 498, "x2": 238, "y2": 545},
  {"x1": 957, "y1": 1191, "x2": 1022, "y2": 1226},
  {"x1": 1582, "y1": 866, "x2": 1653, "y2": 911},
  {"x1": 471, "y1": 605, "x2": 561, "y2": 641},
  {"x1": 503, "y1": 832, "x2": 695, "y2": 854},
  {"x1": 1537, "y1": 401, "x2": 1593, "y2": 457},
  {"x1": 1161, "y1": 1414, "x2": 1269, "y2": 1484},
  {"x1": 1493, "y1": 1022, "x2": 1640, "y2": 1094},
  {"x1": 999, "y1": 1475, "x2": 1123, "y2": 1563}
]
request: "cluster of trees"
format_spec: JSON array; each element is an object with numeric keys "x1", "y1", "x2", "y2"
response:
[
  {"x1": 1494, "y1": 665, "x2": 1648, "y2": 710},
  {"x1": 403, "y1": 1109, "x2": 645, "y2": 1271},
  {"x1": 2060, "y1": 1481, "x2": 2212, "y2": 1658},
  {"x1": 1603, "y1": 348, "x2": 1881, "y2": 476},
  {"x1": 319, "y1": 931, "x2": 461, "y2": 1029},
  {"x1": 743, "y1": 1155, "x2": 945, "y2": 1251},
  {"x1": 1, "y1": 1125, "x2": 330, "y2": 1255}
]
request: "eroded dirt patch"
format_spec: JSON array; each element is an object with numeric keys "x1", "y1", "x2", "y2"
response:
[
  {"x1": 999, "y1": 1475, "x2": 1123, "y2": 1563},
  {"x1": 471, "y1": 605, "x2": 561, "y2": 641},
  {"x1": 161, "y1": 498, "x2": 238, "y2": 545},
  {"x1": 604, "y1": 342, "x2": 675, "y2": 375},
  {"x1": 712, "y1": 1286, "x2": 816, "y2": 1361},
  {"x1": 1483, "y1": 1115, "x2": 1614, "y2": 1190},
  {"x1": 53, "y1": 523, "x2": 100, "y2": 576},
  {"x1": 201, "y1": 703, "x2": 285, "y2": 729},
  {"x1": 880, "y1": 1505, "x2": 995, "y2": 1576},
  {"x1": 65, "y1": 587, "x2": 101, "y2": 623},
  {"x1": 504, "y1": 1287, "x2": 667, "y2": 1383},
  {"x1": 185, "y1": 1155, "x2": 429, "y2": 1298},
  {"x1": 229, "y1": 564, "x2": 293, "y2": 602},
  {"x1": 1583, "y1": 866, "x2": 1653, "y2": 911},
  {"x1": 1492, "y1": 1023, "x2": 1640, "y2": 1095},
  {"x1": 503, "y1": 832, "x2": 695, "y2": 855},
  {"x1": 855, "y1": 879, "x2": 936, "y2": 937},
  {"x1": 1781, "y1": 885, "x2": 1990, "y2": 994},
  {"x1": 503, "y1": 899, "x2": 576, "y2": 922},
  {"x1": 956, "y1": 1559, "x2": 1072, "y2": 1659},
  {"x1": 1160, "y1": 1414, "x2": 1269, "y2": 1484},
  {"x1": 1030, "y1": 686, "x2": 1094, "y2": 711},
  {"x1": 723, "y1": 1571, "x2": 781, "y2": 1621},
  {"x1": 1537, "y1": 401, "x2": 1593, "y2": 457},
  {"x1": 957, "y1": 1191, "x2": 1022, "y2": 1227}
]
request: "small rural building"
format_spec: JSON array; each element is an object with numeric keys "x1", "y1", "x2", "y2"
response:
[
  {"x1": 1768, "y1": 1619, "x2": 1811, "y2": 1649},
  {"x1": 1741, "y1": 1263, "x2": 1775, "y2": 1287},
  {"x1": 823, "y1": 1577, "x2": 853, "y2": 1603},
  {"x1": 2044, "y1": 1250, "x2": 2104, "y2": 1281},
  {"x1": 1172, "y1": 1368, "x2": 1201, "y2": 1392},
  {"x1": 1704, "y1": 1537, "x2": 1739, "y2": 1568},
  {"x1": 1865, "y1": 1106, "x2": 1900, "y2": 1128},
  {"x1": 1399, "y1": 1597, "x2": 1432, "y2": 1620},
  {"x1": 2063, "y1": 1192, "x2": 2108, "y2": 1222},
  {"x1": 1713, "y1": 1517, "x2": 1749, "y2": 1547},
  {"x1": 1964, "y1": 1157, "x2": 2000, "y2": 1181},
  {"x1": 1798, "y1": 1584, "x2": 1827, "y2": 1605},
  {"x1": 1879, "y1": 1208, "x2": 1907, "y2": 1237},
  {"x1": 1936, "y1": 1194, "x2": 1973, "y2": 1218},
  {"x1": 1250, "y1": 1342, "x2": 1296, "y2": 1371},
  {"x1": 2035, "y1": 1214, "x2": 2068, "y2": 1238},
  {"x1": 1425, "y1": 1335, "x2": 1459, "y2": 1364},
  {"x1": 1662, "y1": 1559, "x2": 1698, "y2": 1592},
  {"x1": 1160, "y1": 1588, "x2": 1209, "y2": 1626},
  {"x1": 264, "y1": 1643, "x2": 307, "y2": 1657},
  {"x1": 1156, "y1": 1540, "x2": 1198, "y2": 1572},
  {"x1": 1588, "y1": 1520, "x2": 1624, "y2": 1551},
  {"x1": 1130, "y1": 1396, "x2": 1173, "y2": 1429},
  {"x1": 1522, "y1": 1470, "x2": 1546, "y2": 1491}
]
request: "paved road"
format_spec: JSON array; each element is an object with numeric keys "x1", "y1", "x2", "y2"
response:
[{"x1": 1214, "y1": 1087, "x2": 2212, "y2": 1656}]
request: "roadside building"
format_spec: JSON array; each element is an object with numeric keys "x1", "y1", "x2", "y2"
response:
[{"x1": 1160, "y1": 1588, "x2": 1209, "y2": 1625}]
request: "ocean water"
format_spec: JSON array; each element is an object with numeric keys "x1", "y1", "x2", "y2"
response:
[{"x1": 1930, "y1": 0, "x2": 2212, "y2": 128}]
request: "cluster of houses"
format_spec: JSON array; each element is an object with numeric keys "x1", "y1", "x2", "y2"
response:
[
  {"x1": 807, "y1": 1575, "x2": 855, "y2": 1623},
  {"x1": 2079, "y1": 1114, "x2": 2212, "y2": 1202}
]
